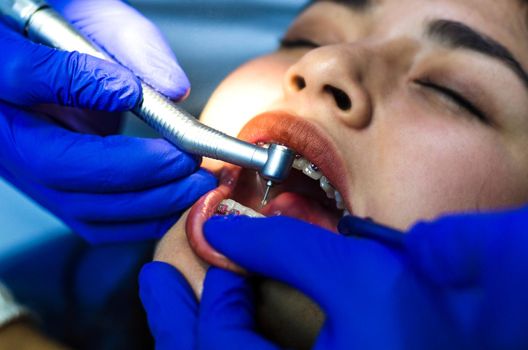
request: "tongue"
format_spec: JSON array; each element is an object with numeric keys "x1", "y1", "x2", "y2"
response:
[{"x1": 260, "y1": 192, "x2": 339, "y2": 232}]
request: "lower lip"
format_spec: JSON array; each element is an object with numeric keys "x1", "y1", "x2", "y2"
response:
[
  {"x1": 186, "y1": 167, "x2": 343, "y2": 273},
  {"x1": 186, "y1": 167, "x2": 246, "y2": 273}
]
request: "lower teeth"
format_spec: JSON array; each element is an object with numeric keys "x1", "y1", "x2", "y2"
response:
[
  {"x1": 216, "y1": 199, "x2": 350, "y2": 221},
  {"x1": 215, "y1": 199, "x2": 265, "y2": 218}
]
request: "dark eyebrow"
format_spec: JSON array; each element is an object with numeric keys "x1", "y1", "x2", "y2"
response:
[
  {"x1": 427, "y1": 19, "x2": 528, "y2": 88},
  {"x1": 312, "y1": 0, "x2": 371, "y2": 9}
]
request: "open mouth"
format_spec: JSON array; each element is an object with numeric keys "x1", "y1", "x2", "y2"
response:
[{"x1": 186, "y1": 111, "x2": 350, "y2": 272}]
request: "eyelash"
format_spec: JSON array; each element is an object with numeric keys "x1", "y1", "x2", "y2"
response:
[
  {"x1": 416, "y1": 80, "x2": 488, "y2": 123},
  {"x1": 280, "y1": 38, "x2": 321, "y2": 49}
]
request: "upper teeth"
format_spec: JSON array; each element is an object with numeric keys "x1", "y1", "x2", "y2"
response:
[
  {"x1": 293, "y1": 158, "x2": 322, "y2": 180},
  {"x1": 320, "y1": 176, "x2": 335, "y2": 199},
  {"x1": 293, "y1": 156, "x2": 309, "y2": 172},
  {"x1": 303, "y1": 163, "x2": 323, "y2": 181},
  {"x1": 335, "y1": 192, "x2": 345, "y2": 210},
  {"x1": 293, "y1": 155, "x2": 345, "y2": 211}
]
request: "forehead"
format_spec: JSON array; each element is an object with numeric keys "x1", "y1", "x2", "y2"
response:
[{"x1": 311, "y1": 0, "x2": 528, "y2": 68}]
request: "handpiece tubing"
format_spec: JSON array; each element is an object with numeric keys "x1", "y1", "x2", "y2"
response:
[{"x1": 24, "y1": 6, "x2": 269, "y2": 170}]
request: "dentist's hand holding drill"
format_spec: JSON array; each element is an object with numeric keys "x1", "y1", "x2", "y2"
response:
[{"x1": 0, "y1": 0, "x2": 216, "y2": 243}]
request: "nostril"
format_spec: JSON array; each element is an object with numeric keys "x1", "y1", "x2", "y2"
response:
[
  {"x1": 292, "y1": 75, "x2": 306, "y2": 91},
  {"x1": 324, "y1": 85, "x2": 352, "y2": 111}
]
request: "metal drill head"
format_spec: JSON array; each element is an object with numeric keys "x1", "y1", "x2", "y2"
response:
[
  {"x1": 261, "y1": 180, "x2": 273, "y2": 208},
  {"x1": 260, "y1": 144, "x2": 296, "y2": 183}
]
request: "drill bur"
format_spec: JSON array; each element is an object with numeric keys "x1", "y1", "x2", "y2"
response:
[{"x1": 261, "y1": 180, "x2": 273, "y2": 208}]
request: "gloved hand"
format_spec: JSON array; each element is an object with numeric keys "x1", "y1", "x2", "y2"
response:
[
  {"x1": 140, "y1": 206, "x2": 528, "y2": 350},
  {"x1": 48, "y1": 0, "x2": 190, "y2": 100},
  {"x1": 0, "y1": 0, "x2": 215, "y2": 243}
]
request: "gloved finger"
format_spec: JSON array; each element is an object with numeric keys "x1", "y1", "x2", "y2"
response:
[
  {"x1": 51, "y1": 0, "x2": 190, "y2": 100},
  {"x1": 1, "y1": 164, "x2": 207, "y2": 243},
  {"x1": 0, "y1": 22, "x2": 140, "y2": 111},
  {"x1": 1, "y1": 166, "x2": 176, "y2": 243},
  {"x1": 199, "y1": 267, "x2": 279, "y2": 350},
  {"x1": 404, "y1": 209, "x2": 524, "y2": 287},
  {"x1": 0, "y1": 105, "x2": 202, "y2": 192},
  {"x1": 58, "y1": 169, "x2": 216, "y2": 222},
  {"x1": 139, "y1": 262, "x2": 197, "y2": 350},
  {"x1": 68, "y1": 215, "x2": 178, "y2": 243},
  {"x1": 203, "y1": 215, "x2": 350, "y2": 307}
]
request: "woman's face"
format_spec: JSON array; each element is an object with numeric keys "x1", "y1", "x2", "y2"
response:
[
  {"x1": 155, "y1": 1, "x2": 528, "y2": 346},
  {"x1": 199, "y1": 0, "x2": 528, "y2": 230}
]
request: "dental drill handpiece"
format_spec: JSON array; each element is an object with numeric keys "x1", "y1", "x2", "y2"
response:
[{"x1": 0, "y1": 0, "x2": 295, "y2": 198}]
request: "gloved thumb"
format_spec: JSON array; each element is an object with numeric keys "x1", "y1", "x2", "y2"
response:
[
  {"x1": 404, "y1": 209, "x2": 523, "y2": 287},
  {"x1": 203, "y1": 215, "x2": 350, "y2": 309},
  {"x1": 0, "y1": 23, "x2": 140, "y2": 111}
]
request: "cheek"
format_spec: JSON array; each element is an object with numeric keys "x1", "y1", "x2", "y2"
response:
[
  {"x1": 363, "y1": 118, "x2": 526, "y2": 230},
  {"x1": 200, "y1": 54, "x2": 291, "y2": 138}
]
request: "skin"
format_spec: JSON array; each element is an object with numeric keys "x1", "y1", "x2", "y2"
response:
[
  {"x1": 155, "y1": 0, "x2": 528, "y2": 347},
  {"x1": 0, "y1": 321, "x2": 70, "y2": 350}
]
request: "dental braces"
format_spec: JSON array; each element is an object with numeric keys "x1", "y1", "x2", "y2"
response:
[
  {"x1": 256, "y1": 143, "x2": 346, "y2": 211},
  {"x1": 216, "y1": 198, "x2": 351, "y2": 220},
  {"x1": 216, "y1": 199, "x2": 265, "y2": 218},
  {"x1": 293, "y1": 156, "x2": 346, "y2": 210}
]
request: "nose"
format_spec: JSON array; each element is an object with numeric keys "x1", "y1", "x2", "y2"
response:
[{"x1": 284, "y1": 45, "x2": 372, "y2": 129}]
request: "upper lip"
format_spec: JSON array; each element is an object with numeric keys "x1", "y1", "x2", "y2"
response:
[{"x1": 237, "y1": 110, "x2": 350, "y2": 210}]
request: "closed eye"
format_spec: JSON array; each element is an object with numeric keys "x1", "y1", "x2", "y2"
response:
[
  {"x1": 416, "y1": 80, "x2": 488, "y2": 124},
  {"x1": 280, "y1": 38, "x2": 321, "y2": 49}
]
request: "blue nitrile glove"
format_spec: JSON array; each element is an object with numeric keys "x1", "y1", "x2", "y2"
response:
[
  {"x1": 140, "y1": 262, "x2": 199, "y2": 350},
  {"x1": 47, "y1": 0, "x2": 190, "y2": 100},
  {"x1": 404, "y1": 207, "x2": 528, "y2": 349},
  {"x1": 141, "y1": 216, "x2": 438, "y2": 350},
  {"x1": 140, "y1": 261, "x2": 278, "y2": 350},
  {"x1": 140, "y1": 207, "x2": 528, "y2": 350},
  {"x1": 0, "y1": 0, "x2": 215, "y2": 243}
]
